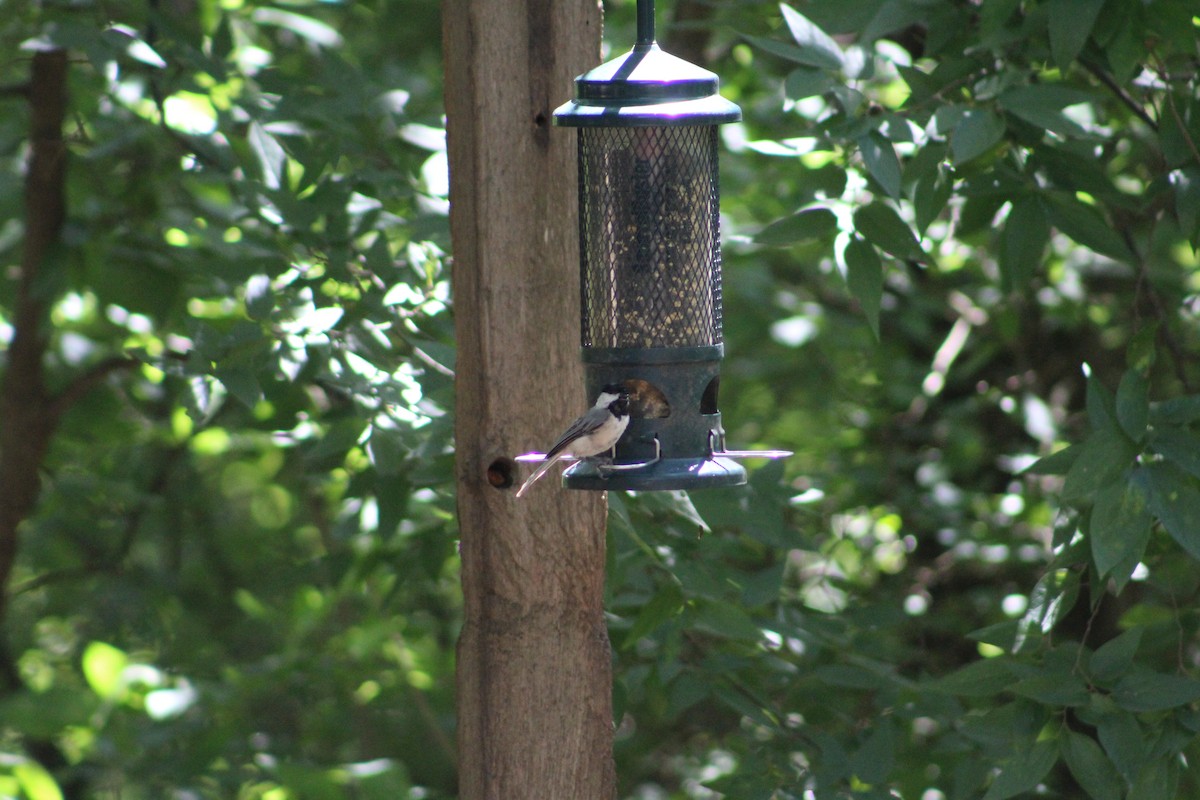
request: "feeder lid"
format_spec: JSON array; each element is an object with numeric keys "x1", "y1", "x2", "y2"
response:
[{"x1": 554, "y1": 43, "x2": 742, "y2": 127}]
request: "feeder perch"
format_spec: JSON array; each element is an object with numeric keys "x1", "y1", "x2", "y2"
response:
[{"x1": 546, "y1": 0, "x2": 789, "y2": 491}]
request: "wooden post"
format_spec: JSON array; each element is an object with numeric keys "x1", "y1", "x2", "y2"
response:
[{"x1": 442, "y1": 1, "x2": 616, "y2": 798}]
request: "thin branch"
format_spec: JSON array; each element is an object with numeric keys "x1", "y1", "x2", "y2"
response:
[
  {"x1": 48, "y1": 356, "x2": 140, "y2": 420},
  {"x1": 1080, "y1": 58, "x2": 1158, "y2": 131},
  {"x1": 1165, "y1": 89, "x2": 1200, "y2": 167}
]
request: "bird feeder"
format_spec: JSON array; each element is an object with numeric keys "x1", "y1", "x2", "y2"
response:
[{"x1": 547, "y1": 0, "x2": 788, "y2": 491}]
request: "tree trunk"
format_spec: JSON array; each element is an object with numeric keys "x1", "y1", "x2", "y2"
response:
[{"x1": 442, "y1": 1, "x2": 616, "y2": 799}]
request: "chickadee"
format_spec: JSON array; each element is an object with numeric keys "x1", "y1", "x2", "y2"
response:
[{"x1": 515, "y1": 384, "x2": 631, "y2": 498}]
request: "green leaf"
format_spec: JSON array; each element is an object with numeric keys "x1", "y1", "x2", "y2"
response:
[
  {"x1": 690, "y1": 599, "x2": 762, "y2": 642},
  {"x1": 853, "y1": 202, "x2": 925, "y2": 261},
  {"x1": 622, "y1": 584, "x2": 685, "y2": 648},
  {"x1": 1096, "y1": 711, "x2": 1145, "y2": 782},
  {"x1": 1011, "y1": 673, "x2": 1089, "y2": 706},
  {"x1": 1089, "y1": 471, "x2": 1151, "y2": 584},
  {"x1": 1016, "y1": 568, "x2": 1080, "y2": 646},
  {"x1": 1000, "y1": 197, "x2": 1049, "y2": 291},
  {"x1": 1148, "y1": 395, "x2": 1200, "y2": 425},
  {"x1": 14, "y1": 761, "x2": 63, "y2": 800},
  {"x1": 858, "y1": 131, "x2": 901, "y2": 199},
  {"x1": 843, "y1": 236, "x2": 883, "y2": 339},
  {"x1": 951, "y1": 108, "x2": 1005, "y2": 165},
  {"x1": 1061, "y1": 428, "x2": 1137, "y2": 503},
  {"x1": 982, "y1": 737, "x2": 1058, "y2": 800},
  {"x1": 997, "y1": 85, "x2": 1094, "y2": 137},
  {"x1": 1046, "y1": 0, "x2": 1105, "y2": 69},
  {"x1": 1126, "y1": 323, "x2": 1159, "y2": 373},
  {"x1": 214, "y1": 364, "x2": 265, "y2": 408},
  {"x1": 1130, "y1": 759, "x2": 1178, "y2": 798},
  {"x1": 1044, "y1": 193, "x2": 1131, "y2": 262},
  {"x1": 1089, "y1": 627, "x2": 1143, "y2": 686},
  {"x1": 754, "y1": 207, "x2": 837, "y2": 245},
  {"x1": 82, "y1": 641, "x2": 128, "y2": 700},
  {"x1": 912, "y1": 162, "x2": 952, "y2": 235},
  {"x1": 1060, "y1": 731, "x2": 1122, "y2": 800},
  {"x1": 249, "y1": 120, "x2": 287, "y2": 190},
  {"x1": 1173, "y1": 166, "x2": 1200, "y2": 244},
  {"x1": 1148, "y1": 425, "x2": 1200, "y2": 481},
  {"x1": 1112, "y1": 670, "x2": 1200, "y2": 712},
  {"x1": 813, "y1": 663, "x2": 891, "y2": 690},
  {"x1": 1023, "y1": 444, "x2": 1080, "y2": 476},
  {"x1": 1142, "y1": 461, "x2": 1200, "y2": 560},
  {"x1": 784, "y1": 67, "x2": 834, "y2": 100},
  {"x1": 1114, "y1": 369, "x2": 1149, "y2": 441},
  {"x1": 850, "y1": 718, "x2": 895, "y2": 785},
  {"x1": 929, "y1": 657, "x2": 1016, "y2": 697},
  {"x1": 1085, "y1": 369, "x2": 1118, "y2": 432},
  {"x1": 779, "y1": 4, "x2": 844, "y2": 71}
]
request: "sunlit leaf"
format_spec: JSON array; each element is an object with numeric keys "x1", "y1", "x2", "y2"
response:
[
  {"x1": 753, "y1": 207, "x2": 837, "y2": 245},
  {"x1": 249, "y1": 121, "x2": 287, "y2": 190},
  {"x1": 779, "y1": 4, "x2": 844, "y2": 70},
  {"x1": 82, "y1": 641, "x2": 128, "y2": 700},
  {"x1": 14, "y1": 761, "x2": 63, "y2": 800}
]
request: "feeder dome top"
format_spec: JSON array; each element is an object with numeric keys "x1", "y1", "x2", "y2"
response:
[{"x1": 554, "y1": 43, "x2": 742, "y2": 127}]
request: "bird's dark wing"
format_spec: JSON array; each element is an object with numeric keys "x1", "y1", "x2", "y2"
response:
[{"x1": 544, "y1": 408, "x2": 607, "y2": 459}]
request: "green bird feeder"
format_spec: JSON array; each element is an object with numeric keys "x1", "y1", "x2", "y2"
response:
[{"x1": 550, "y1": 0, "x2": 788, "y2": 491}]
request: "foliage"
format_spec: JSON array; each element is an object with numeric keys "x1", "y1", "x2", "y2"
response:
[
  {"x1": 0, "y1": 0, "x2": 1199, "y2": 799},
  {"x1": 0, "y1": 1, "x2": 456, "y2": 797},
  {"x1": 606, "y1": 0, "x2": 1200, "y2": 798}
]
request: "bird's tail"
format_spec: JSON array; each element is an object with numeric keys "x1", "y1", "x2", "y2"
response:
[{"x1": 515, "y1": 455, "x2": 562, "y2": 498}]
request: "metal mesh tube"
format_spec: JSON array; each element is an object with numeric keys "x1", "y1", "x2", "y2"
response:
[{"x1": 577, "y1": 125, "x2": 722, "y2": 349}]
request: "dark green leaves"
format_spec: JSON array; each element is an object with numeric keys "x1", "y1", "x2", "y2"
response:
[
  {"x1": 843, "y1": 236, "x2": 883, "y2": 339},
  {"x1": 1060, "y1": 428, "x2": 1137, "y2": 503},
  {"x1": 1088, "y1": 628, "x2": 1142, "y2": 686},
  {"x1": 997, "y1": 85, "x2": 1094, "y2": 138},
  {"x1": 1089, "y1": 472, "x2": 1151, "y2": 584},
  {"x1": 982, "y1": 738, "x2": 1057, "y2": 800},
  {"x1": 1060, "y1": 731, "x2": 1122, "y2": 800},
  {"x1": 858, "y1": 132, "x2": 901, "y2": 199},
  {"x1": 853, "y1": 202, "x2": 925, "y2": 261},
  {"x1": 1142, "y1": 462, "x2": 1200, "y2": 560},
  {"x1": 1044, "y1": 193, "x2": 1132, "y2": 262},
  {"x1": 1000, "y1": 197, "x2": 1049, "y2": 290},
  {"x1": 1046, "y1": 0, "x2": 1105, "y2": 68},
  {"x1": 1112, "y1": 670, "x2": 1200, "y2": 712},
  {"x1": 951, "y1": 109, "x2": 1006, "y2": 164}
]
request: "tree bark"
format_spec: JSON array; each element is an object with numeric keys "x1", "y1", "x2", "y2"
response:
[
  {"x1": 0, "y1": 49, "x2": 67, "y2": 630},
  {"x1": 443, "y1": 2, "x2": 616, "y2": 799}
]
